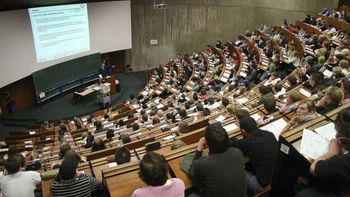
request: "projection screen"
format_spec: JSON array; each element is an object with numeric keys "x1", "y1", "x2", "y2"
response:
[{"x1": 0, "y1": 1, "x2": 131, "y2": 88}]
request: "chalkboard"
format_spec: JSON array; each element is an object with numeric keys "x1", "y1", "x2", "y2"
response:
[{"x1": 32, "y1": 53, "x2": 101, "y2": 93}]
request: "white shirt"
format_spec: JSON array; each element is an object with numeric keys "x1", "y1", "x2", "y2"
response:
[{"x1": 0, "y1": 171, "x2": 41, "y2": 197}]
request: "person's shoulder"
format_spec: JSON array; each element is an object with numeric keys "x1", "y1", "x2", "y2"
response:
[
  {"x1": 172, "y1": 178, "x2": 185, "y2": 188},
  {"x1": 227, "y1": 147, "x2": 244, "y2": 157},
  {"x1": 131, "y1": 187, "x2": 146, "y2": 197}
]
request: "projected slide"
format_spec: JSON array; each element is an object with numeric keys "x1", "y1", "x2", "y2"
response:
[{"x1": 29, "y1": 4, "x2": 90, "y2": 63}]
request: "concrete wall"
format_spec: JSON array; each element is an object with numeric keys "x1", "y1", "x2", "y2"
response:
[{"x1": 128, "y1": 0, "x2": 339, "y2": 71}]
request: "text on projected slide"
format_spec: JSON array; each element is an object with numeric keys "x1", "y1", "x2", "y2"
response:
[{"x1": 29, "y1": 4, "x2": 90, "y2": 63}]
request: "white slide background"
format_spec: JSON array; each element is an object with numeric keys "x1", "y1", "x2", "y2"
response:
[{"x1": 0, "y1": 1, "x2": 131, "y2": 88}]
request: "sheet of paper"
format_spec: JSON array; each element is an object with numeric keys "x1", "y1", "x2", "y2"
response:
[
  {"x1": 236, "y1": 97, "x2": 248, "y2": 105},
  {"x1": 261, "y1": 118, "x2": 287, "y2": 140},
  {"x1": 215, "y1": 115, "x2": 225, "y2": 122},
  {"x1": 108, "y1": 162, "x2": 118, "y2": 168},
  {"x1": 82, "y1": 118, "x2": 87, "y2": 122},
  {"x1": 24, "y1": 141, "x2": 32, "y2": 144},
  {"x1": 29, "y1": 131, "x2": 35, "y2": 135},
  {"x1": 300, "y1": 129, "x2": 329, "y2": 160},
  {"x1": 240, "y1": 72, "x2": 247, "y2": 78},
  {"x1": 223, "y1": 72, "x2": 230, "y2": 78},
  {"x1": 157, "y1": 104, "x2": 165, "y2": 109},
  {"x1": 299, "y1": 88, "x2": 311, "y2": 97},
  {"x1": 163, "y1": 135, "x2": 175, "y2": 141},
  {"x1": 314, "y1": 122, "x2": 336, "y2": 141},
  {"x1": 274, "y1": 88, "x2": 286, "y2": 98},
  {"x1": 323, "y1": 69, "x2": 332, "y2": 78},
  {"x1": 250, "y1": 113, "x2": 261, "y2": 121},
  {"x1": 223, "y1": 123, "x2": 238, "y2": 132}
]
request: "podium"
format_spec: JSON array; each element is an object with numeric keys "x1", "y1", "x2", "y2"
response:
[
  {"x1": 97, "y1": 83, "x2": 111, "y2": 108},
  {"x1": 105, "y1": 75, "x2": 117, "y2": 95}
]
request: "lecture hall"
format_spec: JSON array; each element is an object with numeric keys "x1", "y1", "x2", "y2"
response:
[{"x1": 0, "y1": 0, "x2": 349, "y2": 197}]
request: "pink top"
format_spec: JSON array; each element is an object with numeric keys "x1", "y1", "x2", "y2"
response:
[{"x1": 131, "y1": 178, "x2": 185, "y2": 197}]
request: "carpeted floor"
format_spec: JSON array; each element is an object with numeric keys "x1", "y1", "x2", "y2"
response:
[{"x1": 0, "y1": 71, "x2": 149, "y2": 138}]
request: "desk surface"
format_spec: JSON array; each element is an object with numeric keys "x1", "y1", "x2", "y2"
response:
[
  {"x1": 105, "y1": 169, "x2": 145, "y2": 197},
  {"x1": 75, "y1": 85, "x2": 96, "y2": 97}
]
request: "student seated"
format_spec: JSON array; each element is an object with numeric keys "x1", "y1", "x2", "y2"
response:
[
  {"x1": 0, "y1": 154, "x2": 41, "y2": 197},
  {"x1": 91, "y1": 138, "x2": 106, "y2": 152},
  {"x1": 278, "y1": 91, "x2": 302, "y2": 113},
  {"x1": 229, "y1": 117, "x2": 278, "y2": 196},
  {"x1": 342, "y1": 79, "x2": 350, "y2": 104},
  {"x1": 119, "y1": 134, "x2": 131, "y2": 144},
  {"x1": 51, "y1": 156, "x2": 102, "y2": 197},
  {"x1": 281, "y1": 100, "x2": 318, "y2": 134},
  {"x1": 190, "y1": 125, "x2": 246, "y2": 197},
  {"x1": 114, "y1": 147, "x2": 131, "y2": 165},
  {"x1": 261, "y1": 94, "x2": 278, "y2": 115},
  {"x1": 132, "y1": 152, "x2": 185, "y2": 197},
  {"x1": 316, "y1": 86, "x2": 344, "y2": 115},
  {"x1": 106, "y1": 129, "x2": 115, "y2": 141},
  {"x1": 296, "y1": 108, "x2": 350, "y2": 196}
]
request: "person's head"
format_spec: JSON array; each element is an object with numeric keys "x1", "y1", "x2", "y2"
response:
[
  {"x1": 139, "y1": 152, "x2": 169, "y2": 186},
  {"x1": 106, "y1": 129, "x2": 115, "y2": 140},
  {"x1": 92, "y1": 138, "x2": 106, "y2": 152},
  {"x1": 119, "y1": 134, "x2": 131, "y2": 144},
  {"x1": 4, "y1": 155, "x2": 21, "y2": 174},
  {"x1": 142, "y1": 114, "x2": 148, "y2": 122},
  {"x1": 60, "y1": 124, "x2": 67, "y2": 132},
  {"x1": 226, "y1": 104, "x2": 236, "y2": 116},
  {"x1": 309, "y1": 72, "x2": 323, "y2": 87},
  {"x1": 259, "y1": 85, "x2": 272, "y2": 95},
  {"x1": 140, "y1": 109, "x2": 146, "y2": 116},
  {"x1": 59, "y1": 143, "x2": 71, "y2": 159},
  {"x1": 342, "y1": 79, "x2": 350, "y2": 95},
  {"x1": 296, "y1": 100, "x2": 316, "y2": 117},
  {"x1": 205, "y1": 124, "x2": 228, "y2": 154},
  {"x1": 63, "y1": 150, "x2": 82, "y2": 163},
  {"x1": 207, "y1": 97, "x2": 215, "y2": 105},
  {"x1": 129, "y1": 94, "x2": 135, "y2": 100},
  {"x1": 286, "y1": 91, "x2": 302, "y2": 104},
  {"x1": 95, "y1": 121, "x2": 102, "y2": 129},
  {"x1": 334, "y1": 108, "x2": 350, "y2": 150},
  {"x1": 118, "y1": 119, "x2": 125, "y2": 127},
  {"x1": 339, "y1": 59, "x2": 350, "y2": 70},
  {"x1": 115, "y1": 147, "x2": 131, "y2": 165},
  {"x1": 193, "y1": 93, "x2": 199, "y2": 101},
  {"x1": 152, "y1": 117, "x2": 160, "y2": 125},
  {"x1": 235, "y1": 109, "x2": 250, "y2": 120},
  {"x1": 332, "y1": 66, "x2": 343, "y2": 78},
  {"x1": 58, "y1": 157, "x2": 79, "y2": 181},
  {"x1": 221, "y1": 98, "x2": 230, "y2": 108},
  {"x1": 287, "y1": 75, "x2": 297, "y2": 86},
  {"x1": 178, "y1": 121, "x2": 190, "y2": 134},
  {"x1": 324, "y1": 86, "x2": 344, "y2": 106},
  {"x1": 184, "y1": 101, "x2": 191, "y2": 110},
  {"x1": 132, "y1": 123, "x2": 140, "y2": 131},
  {"x1": 7, "y1": 146, "x2": 18, "y2": 157},
  {"x1": 178, "y1": 109, "x2": 187, "y2": 118},
  {"x1": 202, "y1": 108, "x2": 211, "y2": 116},
  {"x1": 262, "y1": 95, "x2": 277, "y2": 114},
  {"x1": 239, "y1": 117, "x2": 258, "y2": 138},
  {"x1": 196, "y1": 102, "x2": 203, "y2": 112}
]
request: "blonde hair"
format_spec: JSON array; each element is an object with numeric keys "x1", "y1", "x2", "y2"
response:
[
  {"x1": 339, "y1": 59, "x2": 350, "y2": 70},
  {"x1": 226, "y1": 104, "x2": 236, "y2": 115},
  {"x1": 287, "y1": 91, "x2": 302, "y2": 103},
  {"x1": 325, "y1": 86, "x2": 344, "y2": 105},
  {"x1": 332, "y1": 66, "x2": 343, "y2": 77}
]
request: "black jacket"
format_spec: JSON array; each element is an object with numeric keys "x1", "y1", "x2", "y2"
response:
[
  {"x1": 229, "y1": 129, "x2": 278, "y2": 186},
  {"x1": 190, "y1": 148, "x2": 247, "y2": 197}
]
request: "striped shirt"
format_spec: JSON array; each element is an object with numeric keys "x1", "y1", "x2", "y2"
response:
[{"x1": 51, "y1": 174, "x2": 101, "y2": 197}]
